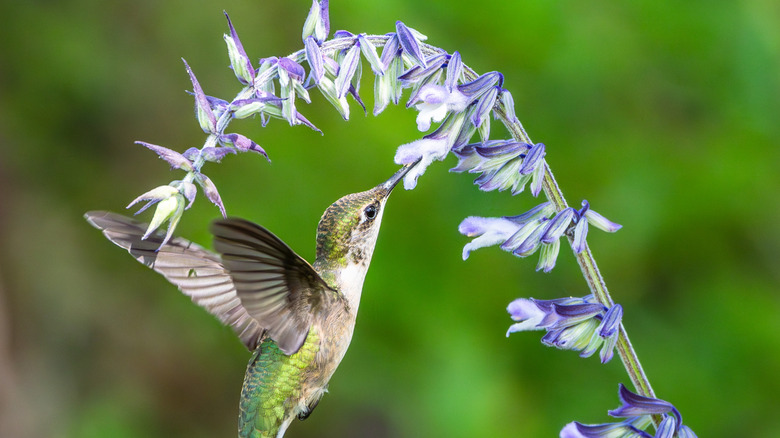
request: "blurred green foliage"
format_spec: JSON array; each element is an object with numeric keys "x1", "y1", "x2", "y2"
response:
[{"x1": 1, "y1": 0, "x2": 778, "y2": 437}]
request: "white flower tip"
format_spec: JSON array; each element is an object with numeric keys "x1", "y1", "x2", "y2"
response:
[
  {"x1": 394, "y1": 145, "x2": 421, "y2": 165},
  {"x1": 415, "y1": 115, "x2": 432, "y2": 132},
  {"x1": 402, "y1": 173, "x2": 419, "y2": 190}
]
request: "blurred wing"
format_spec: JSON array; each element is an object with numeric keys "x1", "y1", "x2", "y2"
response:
[
  {"x1": 84, "y1": 211, "x2": 265, "y2": 350},
  {"x1": 210, "y1": 218, "x2": 339, "y2": 355}
]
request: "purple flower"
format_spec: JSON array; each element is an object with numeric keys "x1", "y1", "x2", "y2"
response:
[
  {"x1": 458, "y1": 71, "x2": 503, "y2": 103},
  {"x1": 459, "y1": 202, "x2": 568, "y2": 269},
  {"x1": 277, "y1": 57, "x2": 312, "y2": 126},
  {"x1": 302, "y1": 0, "x2": 330, "y2": 44},
  {"x1": 219, "y1": 133, "x2": 269, "y2": 160},
  {"x1": 561, "y1": 385, "x2": 697, "y2": 438},
  {"x1": 560, "y1": 420, "x2": 651, "y2": 438},
  {"x1": 507, "y1": 295, "x2": 622, "y2": 363},
  {"x1": 126, "y1": 185, "x2": 186, "y2": 246},
  {"x1": 374, "y1": 35, "x2": 403, "y2": 115},
  {"x1": 445, "y1": 51, "x2": 463, "y2": 92},
  {"x1": 358, "y1": 34, "x2": 384, "y2": 75},
  {"x1": 393, "y1": 137, "x2": 448, "y2": 190},
  {"x1": 458, "y1": 216, "x2": 524, "y2": 260},
  {"x1": 471, "y1": 86, "x2": 499, "y2": 129},
  {"x1": 572, "y1": 200, "x2": 623, "y2": 253},
  {"x1": 411, "y1": 84, "x2": 468, "y2": 131},
  {"x1": 135, "y1": 141, "x2": 193, "y2": 172},
  {"x1": 394, "y1": 110, "x2": 468, "y2": 189},
  {"x1": 304, "y1": 36, "x2": 325, "y2": 84},
  {"x1": 223, "y1": 12, "x2": 254, "y2": 85},
  {"x1": 395, "y1": 21, "x2": 427, "y2": 68},
  {"x1": 399, "y1": 53, "x2": 447, "y2": 87},
  {"x1": 451, "y1": 140, "x2": 545, "y2": 196},
  {"x1": 194, "y1": 172, "x2": 226, "y2": 218},
  {"x1": 335, "y1": 42, "x2": 361, "y2": 99},
  {"x1": 183, "y1": 59, "x2": 217, "y2": 133}
]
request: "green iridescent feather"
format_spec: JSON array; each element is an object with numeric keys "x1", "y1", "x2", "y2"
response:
[{"x1": 239, "y1": 329, "x2": 321, "y2": 438}]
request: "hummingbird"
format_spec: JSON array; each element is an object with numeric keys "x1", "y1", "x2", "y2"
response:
[{"x1": 85, "y1": 164, "x2": 412, "y2": 438}]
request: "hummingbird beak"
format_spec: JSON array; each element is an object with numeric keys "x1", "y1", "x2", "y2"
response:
[{"x1": 380, "y1": 162, "x2": 416, "y2": 193}]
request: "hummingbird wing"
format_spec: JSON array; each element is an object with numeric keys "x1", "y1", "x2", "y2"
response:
[
  {"x1": 84, "y1": 211, "x2": 265, "y2": 350},
  {"x1": 210, "y1": 218, "x2": 339, "y2": 356}
]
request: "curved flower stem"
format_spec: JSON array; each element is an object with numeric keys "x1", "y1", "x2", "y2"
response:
[
  {"x1": 280, "y1": 34, "x2": 656, "y2": 412},
  {"x1": 492, "y1": 100, "x2": 657, "y2": 403}
]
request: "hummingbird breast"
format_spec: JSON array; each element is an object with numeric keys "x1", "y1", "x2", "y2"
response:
[{"x1": 238, "y1": 306, "x2": 355, "y2": 438}]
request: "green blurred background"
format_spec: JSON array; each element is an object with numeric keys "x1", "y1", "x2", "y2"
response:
[{"x1": 1, "y1": 0, "x2": 778, "y2": 437}]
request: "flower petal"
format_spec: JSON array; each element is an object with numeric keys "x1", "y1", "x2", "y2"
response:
[
  {"x1": 183, "y1": 59, "x2": 217, "y2": 133},
  {"x1": 585, "y1": 208, "x2": 623, "y2": 233},
  {"x1": 609, "y1": 384, "x2": 675, "y2": 418},
  {"x1": 395, "y1": 21, "x2": 426, "y2": 68},
  {"x1": 304, "y1": 36, "x2": 325, "y2": 84},
  {"x1": 445, "y1": 51, "x2": 463, "y2": 92}
]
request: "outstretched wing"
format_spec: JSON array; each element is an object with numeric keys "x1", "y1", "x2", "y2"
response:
[
  {"x1": 84, "y1": 211, "x2": 265, "y2": 350},
  {"x1": 210, "y1": 218, "x2": 340, "y2": 355}
]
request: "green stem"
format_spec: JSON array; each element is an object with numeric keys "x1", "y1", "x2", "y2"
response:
[{"x1": 492, "y1": 102, "x2": 657, "y2": 402}]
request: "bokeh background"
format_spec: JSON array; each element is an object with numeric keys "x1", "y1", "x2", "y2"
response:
[{"x1": 1, "y1": 0, "x2": 778, "y2": 437}]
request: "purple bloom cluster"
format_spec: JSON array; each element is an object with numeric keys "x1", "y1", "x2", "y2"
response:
[
  {"x1": 392, "y1": 67, "x2": 506, "y2": 189},
  {"x1": 128, "y1": 3, "x2": 536, "y2": 243},
  {"x1": 459, "y1": 201, "x2": 620, "y2": 272},
  {"x1": 451, "y1": 140, "x2": 546, "y2": 196},
  {"x1": 561, "y1": 384, "x2": 697, "y2": 438},
  {"x1": 506, "y1": 295, "x2": 623, "y2": 363}
]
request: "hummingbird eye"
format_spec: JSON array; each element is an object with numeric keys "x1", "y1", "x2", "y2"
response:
[{"x1": 364, "y1": 204, "x2": 378, "y2": 221}]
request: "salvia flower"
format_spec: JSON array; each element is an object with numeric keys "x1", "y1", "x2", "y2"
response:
[
  {"x1": 374, "y1": 35, "x2": 403, "y2": 115},
  {"x1": 572, "y1": 200, "x2": 623, "y2": 253},
  {"x1": 304, "y1": 36, "x2": 325, "y2": 84},
  {"x1": 459, "y1": 202, "x2": 573, "y2": 271},
  {"x1": 458, "y1": 71, "x2": 503, "y2": 104},
  {"x1": 136, "y1": 141, "x2": 194, "y2": 172},
  {"x1": 445, "y1": 51, "x2": 463, "y2": 92},
  {"x1": 223, "y1": 12, "x2": 254, "y2": 85},
  {"x1": 458, "y1": 216, "x2": 524, "y2": 260},
  {"x1": 458, "y1": 202, "x2": 555, "y2": 261},
  {"x1": 183, "y1": 59, "x2": 217, "y2": 134},
  {"x1": 451, "y1": 140, "x2": 545, "y2": 196},
  {"x1": 357, "y1": 34, "x2": 384, "y2": 75},
  {"x1": 301, "y1": 0, "x2": 330, "y2": 44},
  {"x1": 400, "y1": 53, "x2": 447, "y2": 108},
  {"x1": 395, "y1": 21, "x2": 427, "y2": 68},
  {"x1": 126, "y1": 185, "x2": 186, "y2": 246},
  {"x1": 411, "y1": 83, "x2": 468, "y2": 131},
  {"x1": 335, "y1": 42, "x2": 361, "y2": 99},
  {"x1": 561, "y1": 384, "x2": 698, "y2": 438},
  {"x1": 277, "y1": 57, "x2": 312, "y2": 126},
  {"x1": 458, "y1": 198, "x2": 621, "y2": 269},
  {"x1": 394, "y1": 109, "x2": 468, "y2": 189},
  {"x1": 471, "y1": 85, "x2": 499, "y2": 141},
  {"x1": 506, "y1": 295, "x2": 623, "y2": 363},
  {"x1": 219, "y1": 133, "x2": 269, "y2": 160}
]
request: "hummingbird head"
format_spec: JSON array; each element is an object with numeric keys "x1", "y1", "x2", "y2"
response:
[{"x1": 315, "y1": 164, "x2": 412, "y2": 270}]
